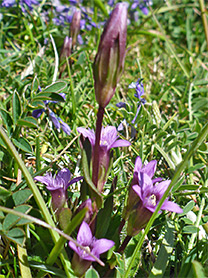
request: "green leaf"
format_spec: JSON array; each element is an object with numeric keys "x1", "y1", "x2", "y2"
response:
[
  {"x1": 12, "y1": 189, "x2": 32, "y2": 206},
  {"x1": 180, "y1": 200, "x2": 195, "y2": 215},
  {"x1": 182, "y1": 225, "x2": 199, "y2": 234},
  {"x1": 33, "y1": 92, "x2": 65, "y2": 102},
  {"x1": 43, "y1": 81, "x2": 67, "y2": 93},
  {"x1": 12, "y1": 137, "x2": 33, "y2": 153},
  {"x1": 192, "y1": 261, "x2": 206, "y2": 278},
  {"x1": 3, "y1": 205, "x2": 32, "y2": 230},
  {"x1": 12, "y1": 91, "x2": 22, "y2": 124},
  {"x1": 149, "y1": 223, "x2": 174, "y2": 278},
  {"x1": 114, "y1": 252, "x2": 126, "y2": 278},
  {"x1": 17, "y1": 117, "x2": 38, "y2": 128},
  {"x1": 81, "y1": 139, "x2": 103, "y2": 209},
  {"x1": 85, "y1": 267, "x2": 100, "y2": 278},
  {"x1": 0, "y1": 108, "x2": 13, "y2": 134},
  {"x1": 6, "y1": 227, "x2": 25, "y2": 245},
  {"x1": 94, "y1": 0, "x2": 108, "y2": 16},
  {"x1": 0, "y1": 186, "x2": 11, "y2": 201},
  {"x1": 96, "y1": 190, "x2": 113, "y2": 238},
  {"x1": 31, "y1": 75, "x2": 39, "y2": 92},
  {"x1": 193, "y1": 79, "x2": 208, "y2": 86}
]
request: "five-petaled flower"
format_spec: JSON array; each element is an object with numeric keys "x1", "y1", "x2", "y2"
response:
[
  {"x1": 77, "y1": 126, "x2": 130, "y2": 191},
  {"x1": 125, "y1": 156, "x2": 183, "y2": 236},
  {"x1": 69, "y1": 221, "x2": 114, "y2": 276},
  {"x1": 34, "y1": 168, "x2": 83, "y2": 214}
]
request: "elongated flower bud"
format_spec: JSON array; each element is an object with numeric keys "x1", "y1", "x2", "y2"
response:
[
  {"x1": 60, "y1": 36, "x2": 72, "y2": 60},
  {"x1": 59, "y1": 36, "x2": 72, "y2": 77},
  {"x1": 93, "y1": 3, "x2": 127, "y2": 108},
  {"x1": 70, "y1": 10, "x2": 81, "y2": 47}
]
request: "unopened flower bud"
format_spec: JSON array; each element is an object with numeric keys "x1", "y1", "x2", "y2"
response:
[
  {"x1": 60, "y1": 36, "x2": 72, "y2": 60},
  {"x1": 93, "y1": 3, "x2": 127, "y2": 108},
  {"x1": 59, "y1": 36, "x2": 72, "y2": 76},
  {"x1": 76, "y1": 199, "x2": 94, "y2": 224},
  {"x1": 70, "y1": 10, "x2": 81, "y2": 47}
]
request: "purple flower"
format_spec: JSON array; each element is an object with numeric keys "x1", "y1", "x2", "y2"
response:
[
  {"x1": 129, "y1": 78, "x2": 145, "y2": 100},
  {"x1": 78, "y1": 126, "x2": 130, "y2": 191},
  {"x1": 69, "y1": 221, "x2": 114, "y2": 276},
  {"x1": 59, "y1": 119, "x2": 71, "y2": 135},
  {"x1": 69, "y1": 221, "x2": 114, "y2": 261},
  {"x1": 131, "y1": 0, "x2": 149, "y2": 15},
  {"x1": 32, "y1": 93, "x2": 71, "y2": 135},
  {"x1": 129, "y1": 78, "x2": 146, "y2": 124},
  {"x1": 124, "y1": 156, "x2": 183, "y2": 236},
  {"x1": 77, "y1": 126, "x2": 130, "y2": 151},
  {"x1": 34, "y1": 169, "x2": 83, "y2": 214},
  {"x1": 2, "y1": 0, "x2": 15, "y2": 7}
]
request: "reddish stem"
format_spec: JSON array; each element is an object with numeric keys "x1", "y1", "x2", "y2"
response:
[{"x1": 92, "y1": 106, "x2": 105, "y2": 187}]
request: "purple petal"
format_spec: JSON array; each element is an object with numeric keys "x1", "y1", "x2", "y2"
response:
[
  {"x1": 141, "y1": 160, "x2": 157, "y2": 178},
  {"x1": 77, "y1": 221, "x2": 92, "y2": 246},
  {"x1": 116, "y1": 102, "x2": 127, "y2": 108},
  {"x1": 92, "y1": 239, "x2": 115, "y2": 256},
  {"x1": 60, "y1": 120, "x2": 71, "y2": 135},
  {"x1": 139, "y1": 173, "x2": 153, "y2": 198},
  {"x1": 152, "y1": 177, "x2": 163, "y2": 184},
  {"x1": 34, "y1": 173, "x2": 53, "y2": 186},
  {"x1": 161, "y1": 200, "x2": 183, "y2": 213},
  {"x1": 132, "y1": 184, "x2": 142, "y2": 199},
  {"x1": 77, "y1": 127, "x2": 95, "y2": 146},
  {"x1": 68, "y1": 176, "x2": 83, "y2": 186},
  {"x1": 56, "y1": 168, "x2": 71, "y2": 187},
  {"x1": 134, "y1": 156, "x2": 142, "y2": 173},
  {"x1": 154, "y1": 180, "x2": 171, "y2": 199},
  {"x1": 32, "y1": 109, "x2": 44, "y2": 118},
  {"x1": 49, "y1": 112, "x2": 60, "y2": 130},
  {"x1": 68, "y1": 241, "x2": 78, "y2": 253},
  {"x1": 101, "y1": 126, "x2": 117, "y2": 148},
  {"x1": 110, "y1": 139, "x2": 131, "y2": 148}
]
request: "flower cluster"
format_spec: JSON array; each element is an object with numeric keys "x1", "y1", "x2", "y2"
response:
[
  {"x1": 2, "y1": 0, "x2": 39, "y2": 12},
  {"x1": 32, "y1": 3, "x2": 184, "y2": 277},
  {"x1": 34, "y1": 168, "x2": 83, "y2": 215},
  {"x1": 124, "y1": 156, "x2": 183, "y2": 236}
]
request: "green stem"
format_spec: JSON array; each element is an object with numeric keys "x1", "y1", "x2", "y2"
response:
[
  {"x1": 67, "y1": 59, "x2": 76, "y2": 118},
  {"x1": 124, "y1": 122, "x2": 208, "y2": 278},
  {"x1": 199, "y1": 0, "x2": 208, "y2": 50},
  {"x1": 187, "y1": 197, "x2": 205, "y2": 254}
]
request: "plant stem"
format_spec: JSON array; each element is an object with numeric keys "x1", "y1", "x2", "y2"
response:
[
  {"x1": 92, "y1": 106, "x2": 105, "y2": 187},
  {"x1": 199, "y1": 0, "x2": 208, "y2": 50},
  {"x1": 118, "y1": 219, "x2": 126, "y2": 234},
  {"x1": 117, "y1": 235, "x2": 132, "y2": 254}
]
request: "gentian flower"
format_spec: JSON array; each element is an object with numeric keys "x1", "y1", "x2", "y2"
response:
[
  {"x1": 131, "y1": 0, "x2": 149, "y2": 15},
  {"x1": 70, "y1": 9, "x2": 81, "y2": 47},
  {"x1": 2, "y1": 0, "x2": 15, "y2": 7},
  {"x1": 129, "y1": 78, "x2": 146, "y2": 124},
  {"x1": 32, "y1": 92, "x2": 71, "y2": 135},
  {"x1": 124, "y1": 156, "x2": 183, "y2": 236},
  {"x1": 34, "y1": 169, "x2": 83, "y2": 215},
  {"x1": 77, "y1": 126, "x2": 130, "y2": 191},
  {"x1": 69, "y1": 221, "x2": 114, "y2": 276}
]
